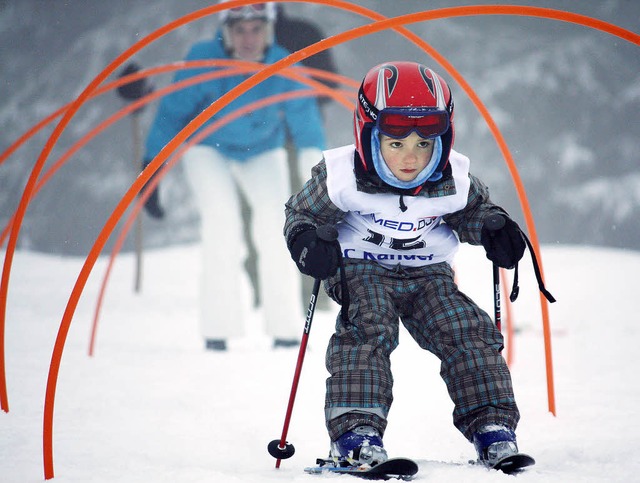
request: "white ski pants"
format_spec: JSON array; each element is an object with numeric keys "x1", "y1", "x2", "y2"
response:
[{"x1": 182, "y1": 145, "x2": 312, "y2": 340}]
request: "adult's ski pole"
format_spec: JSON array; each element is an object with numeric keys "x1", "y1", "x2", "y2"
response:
[
  {"x1": 268, "y1": 225, "x2": 339, "y2": 468},
  {"x1": 116, "y1": 62, "x2": 153, "y2": 293}
]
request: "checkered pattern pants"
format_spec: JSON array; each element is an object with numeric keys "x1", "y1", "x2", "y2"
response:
[{"x1": 323, "y1": 260, "x2": 519, "y2": 442}]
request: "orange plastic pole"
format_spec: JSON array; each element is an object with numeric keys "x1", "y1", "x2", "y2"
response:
[
  {"x1": 3, "y1": 2, "x2": 630, "y2": 478},
  {"x1": 3, "y1": 0, "x2": 491, "y2": 419},
  {"x1": 6, "y1": 0, "x2": 637, "y2": 420},
  {"x1": 39, "y1": 6, "x2": 640, "y2": 478}
]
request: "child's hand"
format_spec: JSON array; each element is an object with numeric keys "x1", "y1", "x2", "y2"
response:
[
  {"x1": 481, "y1": 215, "x2": 525, "y2": 269},
  {"x1": 289, "y1": 227, "x2": 340, "y2": 279}
]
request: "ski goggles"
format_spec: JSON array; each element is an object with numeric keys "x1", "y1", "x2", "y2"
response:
[
  {"x1": 226, "y1": 4, "x2": 268, "y2": 18},
  {"x1": 376, "y1": 108, "x2": 450, "y2": 140}
]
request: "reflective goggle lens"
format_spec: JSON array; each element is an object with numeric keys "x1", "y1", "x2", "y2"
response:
[{"x1": 377, "y1": 109, "x2": 449, "y2": 139}]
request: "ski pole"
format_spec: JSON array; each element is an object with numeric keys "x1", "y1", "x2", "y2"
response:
[
  {"x1": 129, "y1": 110, "x2": 144, "y2": 293},
  {"x1": 116, "y1": 62, "x2": 153, "y2": 293},
  {"x1": 484, "y1": 214, "x2": 506, "y2": 331},
  {"x1": 268, "y1": 225, "x2": 339, "y2": 468}
]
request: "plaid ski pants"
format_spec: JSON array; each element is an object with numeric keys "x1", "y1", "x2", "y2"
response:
[{"x1": 323, "y1": 260, "x2": 520, "y2": 442}]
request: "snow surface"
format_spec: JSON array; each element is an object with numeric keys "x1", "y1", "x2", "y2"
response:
[{"x1": 2, "y1": 242, "x2": 639, "y2": 482}]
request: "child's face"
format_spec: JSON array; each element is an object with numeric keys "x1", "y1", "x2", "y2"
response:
[{"x1": 379, "y1": 132, "x2": 435, "y2": 182}]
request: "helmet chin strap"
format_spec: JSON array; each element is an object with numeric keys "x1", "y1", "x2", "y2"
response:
[{"x1": 370, "y1": 126, "x2": 443, "y2": 189}]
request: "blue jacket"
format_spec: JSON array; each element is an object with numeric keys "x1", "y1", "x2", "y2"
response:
[{"x1": 144, "y1": 33, "x2": 326, "y2": 162}]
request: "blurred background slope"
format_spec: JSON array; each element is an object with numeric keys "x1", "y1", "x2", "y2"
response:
[{"x1": 1, "y1": 0, "x2": 638, "y2": 255}]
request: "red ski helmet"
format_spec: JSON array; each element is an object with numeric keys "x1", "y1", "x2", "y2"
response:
[{"x1": 354, "y1": 61, "x2": 455, "y2": 182}]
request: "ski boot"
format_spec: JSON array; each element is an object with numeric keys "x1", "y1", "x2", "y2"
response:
[
  {"x1": 330, "y1": 426, "x2": 388, "y2": 468},
  {"x1": 205, "y1": 339, "x2": 227, "y2": 351},
  {"x1": 473, "y1": 424, "x2": 519, "y2": 466},
  {"x1": 473, "y1": 424, "x2": 535, "y2": 473},
  {"x1": 273, "y1": 338, "x2": 299, "y2": 349}
]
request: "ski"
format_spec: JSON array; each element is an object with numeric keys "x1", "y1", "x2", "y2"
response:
[
  {"x1": 304, "y1": 457, "x2": 418, "y2": 480},
  {"x1": 303, "y1": 452, "x2": 533, "y2": 479}
]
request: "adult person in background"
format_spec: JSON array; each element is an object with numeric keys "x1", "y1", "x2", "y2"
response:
[
  {"x1": 274, "y1": 3, "x2": 339, "y2": 307},
  {"x1": 142, "y1": 1, "x2": 326, "y2": 351}
]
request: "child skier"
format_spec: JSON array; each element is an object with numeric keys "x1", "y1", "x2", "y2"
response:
[{"x1": 284, "y1": 61, "x2": 532, "y2": 469}]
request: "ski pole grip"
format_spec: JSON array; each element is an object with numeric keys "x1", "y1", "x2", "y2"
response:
[
  {"x1": 316, "y1": 224, "x2": 338, "y2": 242},
  {"x1": 484, "y1": 214, "x2": 506, "y2": 232}
]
